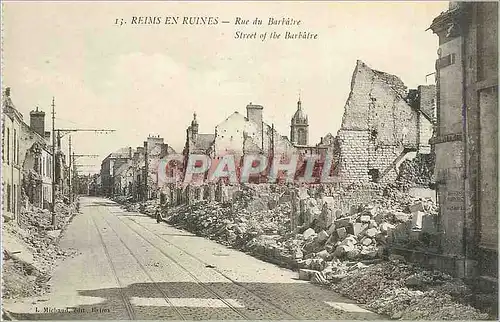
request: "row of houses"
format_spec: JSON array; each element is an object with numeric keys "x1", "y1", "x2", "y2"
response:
[
  {"x1": 2, "y1": 87, "x2": 70, "y2": 222},
  {"x1": 95, "y1": 137, "x2": 176, "y2": 200}
]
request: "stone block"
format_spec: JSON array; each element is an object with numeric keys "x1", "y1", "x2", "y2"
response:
[
  {"x1": 352, "y1": 223, "x2": 368, "y2": 236},
  {"x1": 321, "y1": 196, "x2": 335, "y2": 207},
  {"x1": 325, "y1": 244, "x2": 335, "y2": 253},
  {"x1": 316, "y1": 230, "x2": 329, "y2": 244},
  {"x1": 409, "y1": 201, "x2": 425, "y2": 213},
  {"x1": 361, "y1": 237, "x2": 372, "y2": 246},
  {"x1": 333, "y1": 244, "x2": 353, "y2": 257},
  {"x1": 411, "y1": 211, "x2": 424, "y2": 231},
  {"x1": 298, "y1": 188, "x2": 309, "y2": 200},
  {"x1": 327, "y1": 223, "x2": 336, "y2": 235},
  {"x1": 360, "y1": 215, "x2": 371, "y2": 223},
  {"x1": 334, "y1": 217, "x2": 353, "y2": 228},
  {"x1": 364, "y1": 205, "x2": 378, "y2": 217},
  {"x1": 298, "y1": 269, "x2": 319, "y2": 281},
  {"x1": 369, "y1": 219, "x2": 378, "y2": 228},
  {"x1": 336, "y1": 227, "x2": 347, "y2": 240},
  {"x1": 365, "y1": 228, "x2": 379, "y2": 238},
  {"x1": 341, "y1": 235, "x2": 358, "y2": 246},
  {"x1": 317, "y1": 249, "x2": 330, "y2": 260},
  {"x1": 303, "y1": 228, "x2": 316, "y2": 240},
  {"x1": 346, "y1": 248, "x2": 361, "y2": 260}
]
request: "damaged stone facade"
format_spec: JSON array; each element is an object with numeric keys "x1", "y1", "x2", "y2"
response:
[
  {"x1": 335, "y1": 60, "x2": 436, "y2": 184},
  {"x1": 429, "y1": 1, "x2": 498, "y2": 279},
  {"x1": 213, "y1": 103, "x2": 297, "y2": 159},
  {"x1": 2, "y1": 88, "x2": 23, "y2": 220},
  {"x1": 183, "y1": 113, "x2": 216, "y2": 156},
  {"x1": 100, "y1": 135, "x2": 176, "y2": 201},
  {"x1": 145, "y1": 135, "x2": 176, "y2": 199},
  {"x1": 3, "y1": 88, "x2": 55, "y2": 221}
]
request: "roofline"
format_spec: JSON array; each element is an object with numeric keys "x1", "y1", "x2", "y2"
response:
[{"x1": 246, "y1": 104, "x2": 263, "y2": 110}]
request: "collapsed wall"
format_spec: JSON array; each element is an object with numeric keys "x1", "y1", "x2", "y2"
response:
[
  {"x1": 336, "y1": 60, "x2": 435, "y2": 184},
  {"x1": 396, "y1": 152, "x2": 436, "y2": 189}
]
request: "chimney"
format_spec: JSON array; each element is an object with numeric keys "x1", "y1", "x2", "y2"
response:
[
  {"x1": 246, "y1": 102, "x2": 264, "y2": 148},
  {"x1": 30, "y1": 106, "x2": 46, "y2": 137},
  {"x1": 129, "y1": 147, "x2": 132, "y2": 159},
  {"x1": 5, "y1": 87, "x2": 10, "y2": 97}
]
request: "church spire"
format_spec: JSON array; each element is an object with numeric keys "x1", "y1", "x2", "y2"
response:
[
  {"x1": 190, "y1": 111, "x2": 199, "y2": 139},
  {"x1": 191, "y1": 112, "x2": 198, "y2": 126},
  {"x1": 290, "y1": 93, "x2": 308, "y2": 146}
]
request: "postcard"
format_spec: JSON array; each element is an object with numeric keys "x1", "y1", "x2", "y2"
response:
[{"x1": 1, "y1": 1, "x2": 498, "y2": 321}]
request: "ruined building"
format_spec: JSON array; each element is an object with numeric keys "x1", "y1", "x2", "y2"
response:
[
  {"x1": 2, "y1": 87, "x2": 55, "y2": 221},
  {"x1": 3, "y1": 88, "x2": 23, "y2": 220},
  {"x1": 22, "y1": 107, "x2": 53, "y2": 209},
  {"x1": 429, "y1": 1, "x2": 498, "y2": 280},
  {"x1": 213, "y1": 103, "x2": 296, "y2": 159},
  {"x1": 335, "y1": 60, "x2": 436, "y2": 183},
  {"x1": 144, "y1": 135, "x2": 175, "y2": 198},
  {"x1": 183, "y1": 113, "x2": 216, "y2": 156},
  {"x1": 100, "y1": 147, "x2": 132, "y2": 197}
]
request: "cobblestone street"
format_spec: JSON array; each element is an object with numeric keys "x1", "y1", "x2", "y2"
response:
[{"x1": 3, "y1": 197, "x2": 380, "y2": 320}]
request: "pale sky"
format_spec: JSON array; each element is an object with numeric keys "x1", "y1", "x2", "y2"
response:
[{"x1": 2, "y1": 1, "x2": 448, "y2": 173}]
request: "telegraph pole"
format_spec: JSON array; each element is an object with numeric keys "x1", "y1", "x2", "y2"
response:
[
  {"x1": 51, "y1": 97, "x2": 56, "y2": 226},
  {"x1": 144, "y1": 141, "x2": 148, "y2": 201},
  {"x1": 68, "y1": 135, "x2": 72, "y2": 202},
  {"x1": 50, "y1": 97, "x2": 114, "y2": 224},
  {"x1": 55, "y1": 129, "x2": 114, "y2": 200}
]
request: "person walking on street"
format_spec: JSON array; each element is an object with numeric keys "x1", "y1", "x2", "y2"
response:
[{"x1": 156, "y1": 208, "x2": 161, "y2": 223}]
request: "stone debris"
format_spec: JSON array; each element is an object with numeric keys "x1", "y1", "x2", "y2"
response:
[
  {"x1": 329, "y1": 260, "x2": 489, "y2": 320},
  {"x1": 396, "y1": 153, "x2": 435, "y2": 190},
  {"x1": 118, "y1": 184, "x2": 492, "y2": 320},
  {"x1": 2, "y1": 199, "x2": 79, "y2": 300},
  {"x1": 2, "y1": 256, "x2": 51, "y2": 299}
]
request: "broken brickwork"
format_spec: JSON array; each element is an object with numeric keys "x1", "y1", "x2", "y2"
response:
[{"x1": 335, "y1": 61, "x2": 436, "y2": 184}]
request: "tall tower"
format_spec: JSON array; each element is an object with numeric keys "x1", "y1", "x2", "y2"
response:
[
  {"x1": 290, "y1": 97, "x2": 309, "y2": 146},
  {"x1": 190, "y1": 112, "x2": 199, "y2": 140}
]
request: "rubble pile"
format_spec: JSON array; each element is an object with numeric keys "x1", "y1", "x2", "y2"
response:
[
  {"x1": 167, "y1": 198, "x2": 292, "y2": 249},
  {"x1": 13, "y1": 202, "x2": 78, "y2": 261},
  {"x1": 2, "y1": 200, "x2": 79, "y2": 300},
  {"x1": 2, "y1": 253, "x2": 51, "y2": 299},
  {"x1": 121, "y1": 184, "x2": 490, "y2": 319},
  {"x1": 282, "y1": 192, "x2": 438, "y2": 272},
  {"x1": 120, "y1": 199, "x2": 158, "y2": 215},
  {"x1": 328, "y1": 259, "x2": 489, "y2": 320},
  {"x1": 163, "y1": 184, "x2": 438, "y2": 271},
  {"x1": 18, "y1": 200, "x2": 77, "y2": 231},
  {"x1": 396, "y1": 153, "x2": 435, "y2": 190}
]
